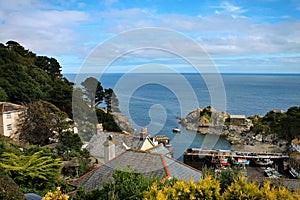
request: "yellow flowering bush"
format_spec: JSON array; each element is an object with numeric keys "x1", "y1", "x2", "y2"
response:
[
  {"x1": 42, "y1": 187, "x2": 69, "y2": 200},
  {"x1": 144, "y1": 175, "x2": 221, "y2": 200},
  {"x1": 144, "y1": 175, "x2": 300, "y2": 200}
]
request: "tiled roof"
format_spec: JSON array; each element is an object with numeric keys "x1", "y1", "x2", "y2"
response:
[
  {"x1": 290, "y1": 151, "x2": 300, "y2": 162},
  {"x1": 292, "y1": 138, "x2": 299, "y2": 145},
  {"x1": 71, "y1": 149, "x2": 202, "y2": 191}
]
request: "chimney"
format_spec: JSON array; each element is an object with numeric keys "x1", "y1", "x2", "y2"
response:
[
  {"x1": 103, "y1": 135, "x2": 115, "y2": 163},
  {"x1": 97, "y1": 123, "x2": 103, "y2": 134},
  {"x1": 140, "y1": 127, "x2": 148, "y2": 141}
]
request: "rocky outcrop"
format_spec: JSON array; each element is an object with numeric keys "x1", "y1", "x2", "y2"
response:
[
  {"x1": 180, "y1": 106, "x2": 288, "y2": 152},
  {"x1": 180, "y1": 106, "x2": 229, "y2": 134}
]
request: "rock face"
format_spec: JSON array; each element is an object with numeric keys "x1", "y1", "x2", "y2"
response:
[
  {"x1": 111, "y1": 112, "x2": 138, "y2": 134},
  {"x1": 179, "y1": 106, "x2": 287, "y2": 152},
  {"x1": 180, "y1": 106, "x2": 229, "y2": 134}
]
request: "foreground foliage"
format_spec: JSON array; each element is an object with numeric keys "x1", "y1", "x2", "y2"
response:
[
  {"x1": 0, "y1": 148, "x2": 62, "y2": 194},
  {"x1": 72, "y1": 170, "x2": 158, "y2": 200},
  {"x1": 0, "y1": 166, "x2": 25, "y2": 200},
  {"x1": 42, "y1": 187, "x2": 69, "y2": 200},
  {"x1": 144, "y1": 175, "x2": 300, "y2": 200},
  {"x1": 18, "y1": 101, "x2": 69, "y2": 145},
  {"x1": 70, "y1": 169, "x2": 300, "y2": 200}
]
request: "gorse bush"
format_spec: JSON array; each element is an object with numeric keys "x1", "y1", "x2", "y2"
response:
[
  {"x1": 42, "y1": 187, "x2": 69, "y2": 200},
  {"x1": 144, "y1": 175, "x2": 300, "y2": 200},
  {"x1": 70, "y1": 170, "x2": 300, "y2": 200}
]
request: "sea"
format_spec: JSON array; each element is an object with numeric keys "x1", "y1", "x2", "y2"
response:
[{"x1": 65, "y1": 73, "x2": 300, "y2": 160}]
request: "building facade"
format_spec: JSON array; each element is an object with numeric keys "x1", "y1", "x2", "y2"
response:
[
  {"x1": 289, "y1": 138, "x2": 300, "y2": 178},
  {"x1": 0, "y1": 102, "x2": 23, "y2": 138}
]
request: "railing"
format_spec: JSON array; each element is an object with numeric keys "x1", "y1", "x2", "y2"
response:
[{"x1": 185, "y1": 148, "x2": 289, "y2": 159}]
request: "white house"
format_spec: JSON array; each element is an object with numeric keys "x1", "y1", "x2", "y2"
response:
[{"x1": 0, "y1": 102, "x2": 23, "y2": 139}]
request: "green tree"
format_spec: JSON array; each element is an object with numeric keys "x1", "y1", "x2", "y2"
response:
[
  {"x1": 0, "y1": 150, "x2": 62, "y2": 194},
  {"x1": 56, "y1": 130, "x2": 93, "y2": 177},
  {"x1": 0, "y1": 86, "x2": 7, "y2": 101},
  {"x1": 206, "y1": 166, "x2": 241, "y2": 192},
  {"x1": 96, "y1": 107, "x2": 121, "y2": 132},
  {"x1": 34, "y1": 56, "x2": 62, "y2": 79},
  {"x1": 18, "y1": 101, "x2": 69, "y2": 145},
  {"x1": 73, "y1": 169, "x2": 158, "y2": 200},
  {"x1": 0, "y1": 41, "x2": 73, "y2": 116},
  {"x1": 282, "y1": 106, "x2": 300, "y2": 140},
  {"x1": 0, "y1": 166, "x2": 25, "y2": 200},
  {"x1": 104, "y1": 88, "x2": 120, "y2": 113},
  {"x1": 56, "y1": 130, "x2": 83, "y2": 155},
  {"x1": 81, "y1": 77, "x2": 104, "y2": 107}
]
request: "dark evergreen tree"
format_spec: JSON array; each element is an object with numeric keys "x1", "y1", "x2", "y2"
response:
[
  {"x1": 18, "y1": 101, "x2": 69, "y2": 145},
  {"x1": 0, "y1": 41, "x2": 73, "y2": 117},
  {"x1": 81, "y1": 77, "x2": 104, "y2": 108},
  {"x1": 104, "y1": 88, "x2": 120, "y2": 112}
]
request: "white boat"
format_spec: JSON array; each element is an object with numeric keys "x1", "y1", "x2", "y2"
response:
[
  {"x1": 289, "y1": 167, "x2": 300, "y2": 179},
  {"x1": 233, "y1": 158, "x2": 250, "y2": 165},
  {"x1": 264, "y1": 167, "x2": 281, "y2": 178},
  {"x1": 255, "y1": 158, "x2": 273, "y2": 166},
  {"x1": 172, "y1": 127, "x2": 181, "y2": 133},
  {"x1": 220, "y1": 157, "x2": 228, "y2": 166}
]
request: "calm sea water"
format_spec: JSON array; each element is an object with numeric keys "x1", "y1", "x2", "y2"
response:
[{"x1": 66, "y1": 73, "x2": 300, "y2": 160}]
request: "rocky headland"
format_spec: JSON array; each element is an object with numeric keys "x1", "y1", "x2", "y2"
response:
[{"x1": 179, "y1": 106, "x2": 288, "y2": 152}]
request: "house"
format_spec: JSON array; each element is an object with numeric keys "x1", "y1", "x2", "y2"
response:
[
  {"x1": 229, "y1": 114, "x2": 247, "y2": 125},
  {"x1": 86, "y1": 129, "x2": 160, "y2": 164},
  {"x1": 71, "y1": 147, "x2": 202, "y2": 192},
  {"x1": 0, "y1": 102, "x2": 23, "y2": 139},
  {"x1": 291, "y1": 138, "x2": 300, "y2": 153},
  {"x1": 289, "y1": 138, "x2": 300, "y2": 179}
]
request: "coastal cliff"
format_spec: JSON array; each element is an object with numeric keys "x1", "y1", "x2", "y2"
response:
[{"x1": 111, "y1": 112, "x2": 138, "y2": 134}]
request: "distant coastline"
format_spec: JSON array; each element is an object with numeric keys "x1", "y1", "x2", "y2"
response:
[{"x1": 63, "y1": 72, "x2": 300, "y2": 77}]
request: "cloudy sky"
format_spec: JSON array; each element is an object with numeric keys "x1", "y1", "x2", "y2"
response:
[{"x1": 0, "y1": 0, "x2": 299, "y2": 73}]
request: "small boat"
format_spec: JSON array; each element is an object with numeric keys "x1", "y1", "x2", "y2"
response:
[
  {"x1": 220, "y1": 157, "x2": 228, "y2": 166},
  {"x1": 264, "y1": 167, "x2": 281, "y2": 178},
  {"x1": 233, "y1": 158, "x2": 250, "y2": 165},
  {"x1": 255, "y1": 158, "x2": 273, "y2": 166},
  {"x1": 289, "y1": 167, "x2": 300, "y2": 179},
  {"x1": 172, "y1": 127, "x2": 181, "y2": 133}
]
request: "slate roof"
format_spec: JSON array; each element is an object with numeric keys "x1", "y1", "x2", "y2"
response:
[
  {"x1": 146, "y1": 143, "x2": 173, "y2": 157},
  {"x1": 86, "y1": 132, "x2": 146, "y2": 161},
  {"x1": 71, "y1": 149, "x2": 202, "y2": 191},
  {"x1": 164, "y1": 156, "x2": 202, "y2": 182},
  {"x1": 0, "y1": 102, "x2": 23, "y2": 113}
]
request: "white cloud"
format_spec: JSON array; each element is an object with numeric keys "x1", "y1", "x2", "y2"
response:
[
  {"x1": 221, "y1": 2, "x2": 247, "y2": 13},
  {"x1": 0, "y1": 1, "x2": 299, "y2": 73},
  {"x1": 0, "y1": 0, "x2": 91, "y2": 56}
]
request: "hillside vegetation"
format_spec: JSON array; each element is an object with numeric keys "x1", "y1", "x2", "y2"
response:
[{"x1": 250, "y1": 106, "x2": 300, "y2": 141}]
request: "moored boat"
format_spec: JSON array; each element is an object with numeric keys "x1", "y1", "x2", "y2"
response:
[
  {"x1": 289, "y1": 167, "x2": 300, "y2": 179},
  {"x1": 255, "y1": 158, "x2": 273, "y2": 166},
  {"x1": 233, "y1": 158, "x2": 250, "y2": 165},
  {"x1": 220, "y1": 157, "x2": 228, "y2": 166},
  {"x1": 172, "y1": 127, "x2": 181, "y2": 133}
]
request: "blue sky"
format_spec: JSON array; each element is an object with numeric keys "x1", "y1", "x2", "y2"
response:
[{"x1": 0, "y1": 0, "x2": 300, "y2": 73}]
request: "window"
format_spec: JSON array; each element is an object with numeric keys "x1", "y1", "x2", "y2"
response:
[
  {"x1": 6, "y1": 113, "x2": 11, "y2": 119},
  {"x1": 7, "y1": 124, "x2": 12, "y2": 131}
]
